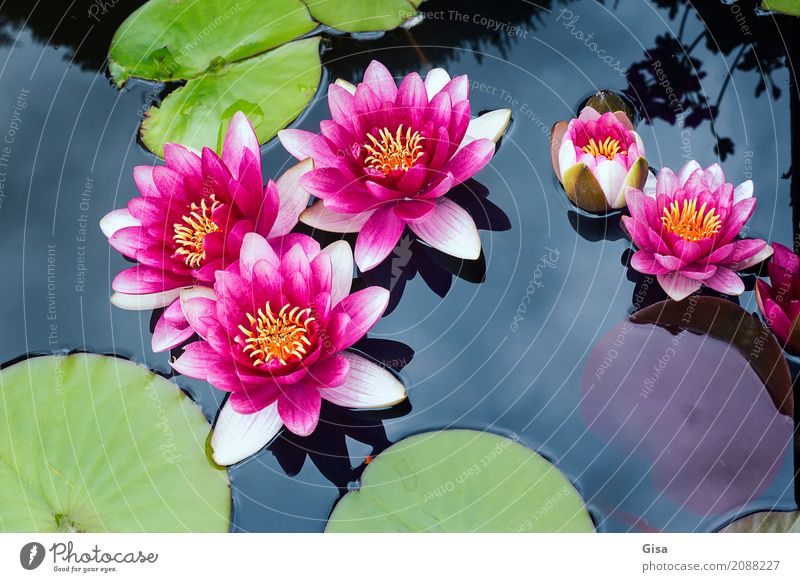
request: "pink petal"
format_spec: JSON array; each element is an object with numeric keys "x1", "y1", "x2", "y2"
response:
[
  {"x1": 679, "y1": 264, "x2": 717, "y2": 281},
  {"x1": 418, "y1": 172, "x2": 455, "y2": 200},
  {"x1": 164, "y1": 143, "x2": 202, "y2": 179},
  {"x1": 716, "y1": 197, "x2": 756, "y2": 245},
  {"x1": 442, "y1": 138, "x2": 495, "y2": 185},
  {"x1": 703, "y1": 267, "x2": 745, "y2": 295},
  {"x1": 656, "y1": 272, "x2": 702, "y2": 301},
  {"x1": 112, "y1": 266, "x2": 190, "y2": 294},
  {"x1": 229, "y1": 383, "x2": 282, "y2": 413},
  {"x1": 171, "y1": 341, "x2": 219, "y2": 380},
  {"x1": 277, "y1": 129, "x2": 338, "y2": 167},
  {"x1": 718, "y1": 239, "x2": 770, "y2": 270},
  {"x1": 677, "y1": 160, "x2": 702, "y2": 185},
  {"x1": 772, "y1": 243, "x2": 799, "y2": 271},
  {"x1": 630, "y1": 251, "x2": 676, "y2": 275},
  {"x1": 100, "y1": 208, "x2": 140, "y2": 238},
  {"x1": 408, "y1": 198, "x2": 481, "y2": 260},
  {"x1": 441, "y1": 74, "x2": 469, "y2": 104},
  {"x1": 222, "y1": 111, "x2": 260, "y2": 180},
  {"x1": 305, "y1": 353, "x2": 350, "y2": 388},
  {"x1": 424, "y1": 68, "x2": 451, "y2": 100},
  {"x1": 354, "y1": 205, "x2": 406, "y2": 271},
  {"x1": 182, "y1": 297, "x2": 217, "y2": 339},
  {"x1": 328, "y1": 82, "x2": 357, "y2": 132},
  {"x1": 271, "y1": 160, "x2": 313, "y2": 236},
  {"x1": 211, "y1": 400, "x2": 282, "y2": 466},
  {"x1": 733, "y1": 180, "x2": 754, "y2": 203},
  {"x1": 321, "y1": 240, "x2": 354, "y2": 306},
  {"x1": 152, "y1": 299, "x2": 194, "y2": 352},
  {"x1": 363, "y1": 60, "x2": 398, "y2": 102},
  {"x1": 331, "y1": 287, "x2": 390, "y2": 351},
  {"x1": 656, "y1": 167, "x2": 679, "y2": 197},
  {"x1": 300, "y1": 201, "x2": 373, "y2": 234},
  {"x1": 762, "y1": 296, "x2": 792, "y2": 343},
  {"x1": 239, "y1": 232, "x2": 279, "y2": 280},
  {"x1": 277, "y1": 385, "x2": 322, "y2": 436},
  {"x1": 321, "y1": 352, "x2": 406, "y2": 408}
]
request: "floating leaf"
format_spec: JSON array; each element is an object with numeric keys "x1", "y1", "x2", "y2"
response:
[
  {"x1": 305, "y1": 0, "x2": 422, "y2": 32},
  {"x1": 721, "y1": 510, "x2": 800, "y2": 533},
  {"x1": 761, "y1": 1, "x2": 800, "y2": 16},
  {"x1": 326, "y1": 430, "x2": 594, "y2": 532},
  {"x1": 140, "y1": 37, "x2": 321, "y2": 157},
  {"x1": 0, "y1": 354, "x2": 230, "y2": 532},
  {"x1": 108, "y1": 0, "x2": 316, "y2": 86},
  {"x1": 582, "y1": 298, "x2": 793, "y2": 520}
]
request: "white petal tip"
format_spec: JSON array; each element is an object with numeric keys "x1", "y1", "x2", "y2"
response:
[
  {"x1": 334, "y1": 78, "x2": 357, "y2": 95},
  {"x1": 110, "y1": 289, "x2": 182, "y2": 311}
]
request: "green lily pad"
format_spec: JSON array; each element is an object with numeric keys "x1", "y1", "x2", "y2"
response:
[
  {"x1": 305, "y1": 0, "x2": 422, "y2": 32},
  {"x1": 721, "y1": 510, "x2": 800, "y2": 533},
  {"x1": 140, "y1": 37, "x2": 321, "y2": 157},
  {"x1": 326, "y1": 430, "x2": 594, "y2": 532},
  {"x1": 0, "y1": 354, "x2": 230, "y2": 532},
  {"x1": 108, "y1": 0, "x2": 316, "y2": 86},
  {"x1": 761, "y1": 1, "x2": 800, "y2": 16}
]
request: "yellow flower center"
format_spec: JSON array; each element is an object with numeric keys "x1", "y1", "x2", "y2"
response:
[
  {"x1": 364, "y1": 125, "x2": 424, "y2": 174},
  {"x1": 173, "y1": 196, "x2": 221, "y2": 268},
  {"x1": 237, "y1": 302, "x2": 315, "y2": 366},
  {"x1": 661, "y1": 198, "x2": 722, "y2": 242},
  {"x1": 581, "y1": 137, "x2": 626, "y2": 160}
]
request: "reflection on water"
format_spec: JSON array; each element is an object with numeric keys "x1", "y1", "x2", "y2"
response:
[
  {"x1": 0, "y1": 0, "x2": 797, "y2": 531},
  {"x1": 582, "y1": 298, "x2": 794, "y2": 530}
]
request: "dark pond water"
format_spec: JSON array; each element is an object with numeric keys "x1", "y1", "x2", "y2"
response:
[{"x1": 0, "y1": 0, "x2": 797, "y2": 532}]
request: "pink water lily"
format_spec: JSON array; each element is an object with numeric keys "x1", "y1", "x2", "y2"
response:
[
  {"x1": 551, "y1": 105, "x2": 648, "y2": 212},
  {"x1": 100, "y1": 112, "x2": 312, "y2": 352},
  {"x1": 622, "y1": 160, "x2": 771, "y2": 301},
  {"x1": 172, "y1": 232, "x2": 406, "y2": 465},
  {"x1": 278, "y1": 61, "x2": 511, "y2": 271},
  {"x1": 756, "y1": 243, "x2": 800, "y2": 355}
]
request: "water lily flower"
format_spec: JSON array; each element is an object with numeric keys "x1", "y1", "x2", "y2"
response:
[
  {"x1": 278, "y1": 61, "x2": 511, "y2": 271},
  {"x1": 551, "y1": 105, "x2": 648, "y2": 213},
  {"x1": 172, "y1": 232, "x2": 406, "y2": 465},
  {"x1": 99, "y1": 112, "x2": 312, "y2": 352},
  {"x1": 622, "y1": 160, "x2": 771, "y2": 301},
  {"x1": 756, "y1": 243, "x2": 800, "y2": 355}
]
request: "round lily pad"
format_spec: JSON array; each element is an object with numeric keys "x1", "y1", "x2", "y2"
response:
[
  {"x1": 140, "y1": 37, "x2": 321, "y2": 157},
  {"x1": 108, "y1": 0, "x2": 316, "y2": 86},
  {"x1": 326, "y1": 430, "x2": 594, "y2": 532},
  {"x1": 307, "y1": 0, "x2": 422, "y2": 33},
  {"x1": 0, "y1": 354, "x2": 230, "y2": 532}
]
